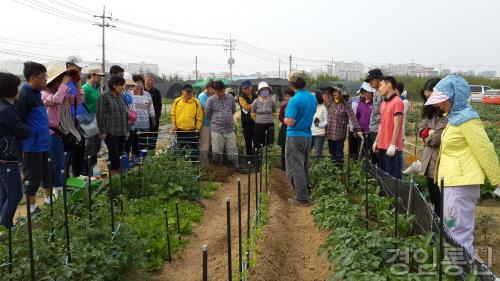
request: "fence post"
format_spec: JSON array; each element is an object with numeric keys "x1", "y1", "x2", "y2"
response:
[
  {"x1": 61, "y1": 170, "x2": 72, "y2": 264},
  {"x1": 265, "y1": 131, "x2": 269, "y2": 194},
  {"x1": 165, "y1": 209, "x2": 172, "y2": 262},
  {"x1": 87, "y1": 155, "x2": 93, "y2": 221},
  {"x1": 394, "y1": 177, "x2": 398, "y2": 238},
  {"x1": 247, "y1": 161, "x2": 251, "y2": 271},
  {"x1": 107, "y1": 162, "x2": 115, "y2": 236},
  {"x1": 237, "y1": 178, "x2": 243, "y2": 278},
  {"x1": 176, "y1": 201, "x2": 181, "y2": 240},
  {"x1": 439, "y1": 177, "x2": 444, "y2": 281},
  {"x1": 254, "y1": 148, "x2": 258, "y2": 212},
  {"x1": 119, "y1": 155, "x2": 124, "y2": 213},
  {"x1": 24, "y1": 181, "x2": 36, "y2": 281},
  {"x1": 364, "y1": 149, "x2": 369, "y2": 230},
  {"x1": 202, "y1": 244, "x2": 208, "y2": 281},
  {"x1": 259, "y1": 144, "x2": 263, "y2": 194},
  {"x1": 226, "y1": 198, "x2": 233, "y2": 281},
  {"x1": 46, "y1": 158, "x2": 55, "y2": 243}
]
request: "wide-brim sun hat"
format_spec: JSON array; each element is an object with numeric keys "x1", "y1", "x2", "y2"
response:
[
  {"x1": 46, "y1": 64, "x2": 68, "y2": 85},
  {"x1": 257, "y1": 81, "x2": 272, "y2": 94},
  {"x1": 424, "y1": 88, "x2": 450, "y2": 106}
]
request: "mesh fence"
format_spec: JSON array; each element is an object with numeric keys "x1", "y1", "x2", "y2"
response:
[{"x1": 367, "y1": 161, "x2": 497, "y2": 280}]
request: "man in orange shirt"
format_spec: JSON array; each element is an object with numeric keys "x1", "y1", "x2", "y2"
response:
[{"x1": 372, "y1": 76, "x2": 404, "y2": 179}]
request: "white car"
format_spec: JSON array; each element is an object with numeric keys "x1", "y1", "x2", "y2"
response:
[{"x1": 469, "y1": 85, "x2": 493, "y2": 103}]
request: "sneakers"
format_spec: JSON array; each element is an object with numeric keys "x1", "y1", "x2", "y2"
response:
[{"x1": 287, "y1": 198, "x2": 310, "y2": 207}]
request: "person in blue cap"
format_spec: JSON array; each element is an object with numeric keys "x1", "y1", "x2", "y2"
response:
[{"x1": 238, "y1": 80, "x2": 257, "y2": 158}]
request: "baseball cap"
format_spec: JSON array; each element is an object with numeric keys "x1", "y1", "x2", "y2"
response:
[
  {"x1": 241, "y1": 80, "x2": 252, "y2": 88},
  {"x1": 365, "y1": 69, "x2": 383, "y2": 82},
  {"x1": 357, "y1": 82, "x2": 376, "y2": 94},
  {"x1": 88, "y1": 68, "x2": 105, "y2": 76},
  {"x1": 66, "y1": 55, "x2": 86, "y2": 68}
]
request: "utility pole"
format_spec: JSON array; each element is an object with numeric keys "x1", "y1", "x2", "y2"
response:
[
  {"x1": 330, "y1": 57, "x2": 334, "y2": 77},
  {"x1": 278, "y1": 59, "x2": 281, "y2": 78},
  {"x1": 195, "y1": 56, "x2": 198, "y2": 81},
  {"x1": 289, "y1": 54, "x2": 292, "y2": 74},
  {"x1": 94, "y1": 6, "x2": 115, "y2": 75},
  {"x1": 225, "y1": 34, "x2": 235, "y2": 81}
]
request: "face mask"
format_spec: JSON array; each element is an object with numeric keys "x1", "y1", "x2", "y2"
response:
[{"x1": 259, "y1": 89, "x2": 270, "y2": 97}]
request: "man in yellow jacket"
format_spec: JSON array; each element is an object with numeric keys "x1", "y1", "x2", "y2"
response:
[
  {"x1": 171, "y1": 84, "x2": 203, "y2": 159},
  {"x1": 425, "y1": 75, "x2": 499, "y2": 254}
]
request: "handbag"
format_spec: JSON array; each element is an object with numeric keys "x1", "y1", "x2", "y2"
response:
[
  {"x1": 74, "y1": 100, "x2": 99, "y2": 139},
  {"x1": 51, "y1": 127, "x2": 83, "y2": 151},
  {"x1": 76, "y1": 112, "x2": 99, "y2": 138}
]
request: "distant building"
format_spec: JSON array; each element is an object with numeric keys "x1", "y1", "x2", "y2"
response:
[
  {"x1": 378, "y1": 63, "x2": 438, "y2": 77},
  {"x1": 333, "y1": 61, "x2": 364, "y2": 81},
  {"x1": 479, "y1": 71, "x2": 496, "y2": 78},
  {"x1": 127, "y1": 61, "x2": 159, "y2": 75},
  {"x1": 0, "y1": 59, "x2": 24, "y2": 75}
]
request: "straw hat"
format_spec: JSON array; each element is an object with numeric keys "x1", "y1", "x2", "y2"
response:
[
  {"x1": 46, "y1": 64, "x2": 68, "y2": 85},
  {"x1": 123, "y1": 72, "x2": 136, "y2": 86}
]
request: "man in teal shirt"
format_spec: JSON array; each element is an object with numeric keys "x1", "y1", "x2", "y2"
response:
[
  {"x1": 284, "y1": 72, "x2": 317, "y2": 206},
  {"x1": 197, "y1": 79, "x2": 215, "y2": 166},
  {"x1": 82, "y1": 68, "x2": 105, "y2": 174}
]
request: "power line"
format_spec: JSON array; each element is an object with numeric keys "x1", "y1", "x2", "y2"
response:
[
  {"x1": 113, "y1": 27, "x2": 224, "y2": 47},
  {"x1": 0, "y1": 47, "x2": 66, "y2": 61},
  {"x1": 11, "y1": 0, "x2": 94, "y2": 25},
  {"x1": 113, "y1": 19, "x2": 226, "y2": 41},
  {"x1": 45, "y1": 0, "x2": 96, "y2": 16}
]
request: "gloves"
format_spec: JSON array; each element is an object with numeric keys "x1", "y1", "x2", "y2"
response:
[
  {"x1": 387, "y1": 144, "x2": 396, "y2": 157},
  {"x1": 372, "y1": 141, "x2": 379, "y2": 153},
  {"x1": 356, "y1": 131, "x2": 364, "y2": 139},
  {"x1": 420, "y1": 127, "x2": 430, "y2": 139},
  {"x1": 494, "y1": 186, "x2": 500, "y2": 198},
  {"x1": 428, "y1": 129, "x2": 435, "y2": 136}
]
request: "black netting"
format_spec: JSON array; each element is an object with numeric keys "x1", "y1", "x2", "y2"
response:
[{"x1": 367, "y1": 161, "x2": 497, "y2": 280}]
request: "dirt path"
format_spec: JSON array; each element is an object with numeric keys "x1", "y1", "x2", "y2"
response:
[
  {"x1": 248, "y1": 170, "x2": 331, "y2": 281},
  {"x1": 155, "y1": 171, "x2": 258, "y2": 281}
]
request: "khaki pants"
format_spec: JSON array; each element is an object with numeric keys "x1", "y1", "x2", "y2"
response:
[
  {"x1": 211, "y1": 131, "x2": 238, "y2": 161},
  {"x1": 199, "y1": 126, "x2": 211, "y2": 166}
]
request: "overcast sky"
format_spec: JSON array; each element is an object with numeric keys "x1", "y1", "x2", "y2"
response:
[{"x1": 1, "y1": 0, "x2": 500, "y2": 75}]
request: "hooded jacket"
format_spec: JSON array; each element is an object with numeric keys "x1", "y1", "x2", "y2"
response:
[
  {"x1": 15, "y1": 84, "x2": 50, "y2": 152},
  {"x1": 435, "y1": 75, "x2": 499, "y2": 186}
]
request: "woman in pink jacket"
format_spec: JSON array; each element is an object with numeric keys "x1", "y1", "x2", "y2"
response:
[{"x1": 41, "y1": 64, "x2": 83, "y2": 200}]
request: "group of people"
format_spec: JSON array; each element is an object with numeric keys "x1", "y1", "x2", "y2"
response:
[
  {"x1": 1, "y1": 60, "x2": 499, "y2": 256},
  {"x1": 277, "y1": 70, "x2": 499, "y2": 256},
  {"x1": 0, "y1": 58, "x2": 163, "y2": 229}
]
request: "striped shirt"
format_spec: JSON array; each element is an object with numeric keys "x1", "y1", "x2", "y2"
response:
[{"x1": 131, "y1": 91, "x2": 155, "y2": 130}]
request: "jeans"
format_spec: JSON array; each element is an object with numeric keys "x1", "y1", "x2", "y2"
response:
[
  {"x1": 328, "y1": 139, "x2": 344, "y2": 165},
  {"x1": 310, "y1": 135, "x2": 325, "y2": 158},
  {"x1": 378, "y1": 149, "x2": 403, "y2": 179},
  {"x1": 0, "y1": 162, "x2": 23, "y2": 227},
  {"x1": 49, "y1": 134, "x2": 65, "y2": 187},
  {"x1": 285, "y1": 136, "x2": 311, "y2": 202},
  {"x1": 105, "y1": 134, "x2": 125, "y2": 171}
]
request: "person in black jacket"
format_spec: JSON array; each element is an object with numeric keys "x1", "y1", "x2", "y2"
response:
[
  {"x1": 144, "y1": 74, "x2": 162, "y2": 151},
  {"x1": 237, "y1": 80, "x2": 257, "y2": 158},
  {"x1": 0, "y1": 72, "x2": 31, "y2": 228}
]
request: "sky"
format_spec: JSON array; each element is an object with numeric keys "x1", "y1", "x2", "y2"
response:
[{"x1": 1, "y1": 0, "x2": 500, "y2": 76}]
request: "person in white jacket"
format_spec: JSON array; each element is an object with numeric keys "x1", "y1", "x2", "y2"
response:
[{"x1": 310, "y1": 92, "x2": 328, "y2": 158}]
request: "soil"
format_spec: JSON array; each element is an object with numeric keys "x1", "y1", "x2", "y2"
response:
[
  {"x1": 475, "y1": 199, "x2": 500, "y2": 276},
  {"x1": 154, "y1": 172, "x2": 258, "y2": 281},
  {"x1": 153, "y1": 169, "x2": 331, "y2": 281},
  {"x1": 248, "y1": 170, "x2": 331, "y2": 281}
]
